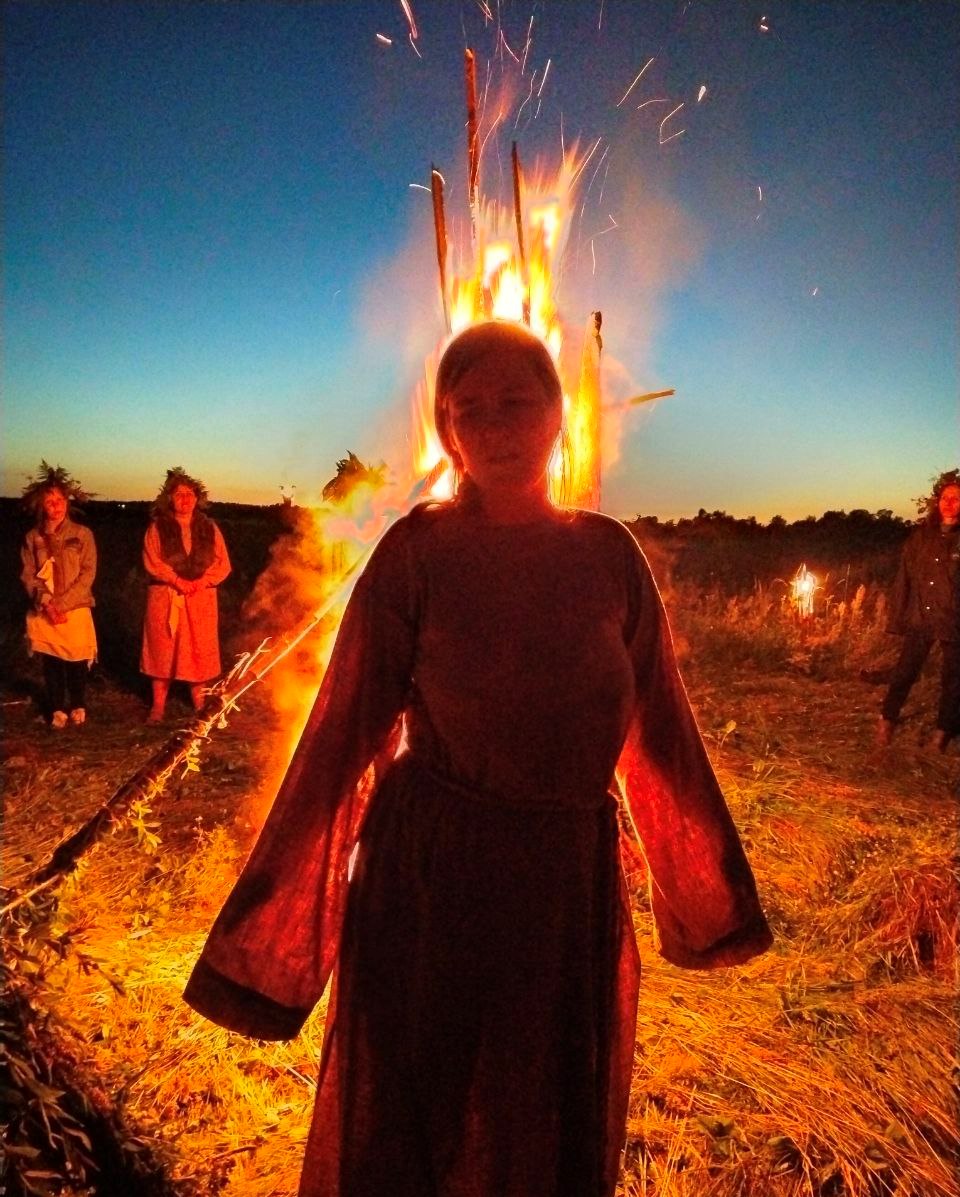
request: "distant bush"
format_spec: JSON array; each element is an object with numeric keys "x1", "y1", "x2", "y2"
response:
[
  {"x1": 1, "y1": 499, "x2": 911, "y2": 693},
  {"x1": 667, "y1": 577, "x2": 893, "y2": 680}
]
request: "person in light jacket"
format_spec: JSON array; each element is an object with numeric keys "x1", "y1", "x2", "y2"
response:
[{"x1": 20, "y1": 463, "x2": 97, "y2": 728}]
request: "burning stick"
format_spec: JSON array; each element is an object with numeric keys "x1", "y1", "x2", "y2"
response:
[
  {"x1": 602, "y1": 389, "x2": 675, "y2": 411},
  {"x1": 511, "y1": 141, "x2": 530, "y2": 326},
  {"x1": 569, "y1": 310, "x2": 603, "y2": 510},
  {"x1": 0, "y1": 462, "x2": 448, "y2": 921},
  {"x1": 430, "y1": 168, "x2": 451, "y2": 334},
  {"x1": 464, "y1": 49, "x2": 480, "y2": 249}
]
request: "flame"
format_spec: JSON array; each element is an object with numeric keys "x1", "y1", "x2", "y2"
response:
[
  {"x1": 791, "y1": 564, "x2": 817, "y2": 618},
  {"x1": 414, "y1": 145, "x2": 602, "y2": 509},
  {"x1": 249, "y1": 137, "x2": 608, "y2": 830}
]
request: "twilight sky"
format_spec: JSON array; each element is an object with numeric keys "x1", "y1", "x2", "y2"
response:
[{"x1": 4, "y1": 1, "x2": 957, "y2": 520}]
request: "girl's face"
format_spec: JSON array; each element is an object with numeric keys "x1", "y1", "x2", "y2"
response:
[
  {"x1": 938, "y1": 484, "x2": 960, "y2": 526},
  {"x1": 171, "y1": 484, "x2": 198, "y2": 519},
  {"x1": 42, "y1": 488, "x2": 68, "y2": 525},
  {"x1": 445, "y1": 348, "x2": 561, "y2": 495}
]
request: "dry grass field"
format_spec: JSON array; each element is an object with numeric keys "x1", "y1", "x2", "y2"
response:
[{"x1": 2, "y1": 578, "x2": 957, "y2": 1197}]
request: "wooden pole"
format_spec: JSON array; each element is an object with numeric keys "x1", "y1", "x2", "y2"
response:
[
  {"x1": 465, "y1": 49, "x2": 480, "y2": 243},
  {"x1": 464, "y1": 48, "x2": 490, "y2": 315},
  {"x1": 511, "y1": 141, "x2": 531, "y2": 326},
  {"x1": 430, "y1": 167, "x2": 451, "y2": 334},
  {"x1": 573, "y1": 310, "x2": 603, "y2": 510}
]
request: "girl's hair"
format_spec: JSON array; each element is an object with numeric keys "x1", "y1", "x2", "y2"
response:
[
  {"x1": 152, "y1": 467, "x2": 210, "y2": 517},
  {"x1": 923, "y1": 469, "x2": 960, "y2": 526},
  {"x1": 21, "y1": 461, "x2": 91, "y2": 524},
  {"x1": 434, "y1": 321, "x2": 562, "y2": 476}
]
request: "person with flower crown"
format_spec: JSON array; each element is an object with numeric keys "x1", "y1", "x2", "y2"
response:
[
  {"x1": 141, "y1": 467, "x2": 231, "y2": 723},
  {"x1": 185, "y1": 323, "x2": 770, "y2": 1197},
  {"x1": 20, "y1": 462, "x2": 98, "y2": 728}
]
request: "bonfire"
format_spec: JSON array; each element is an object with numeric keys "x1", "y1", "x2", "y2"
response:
[{"x1": 2, "y1": 38, "x2": 956, "y2": 1197}]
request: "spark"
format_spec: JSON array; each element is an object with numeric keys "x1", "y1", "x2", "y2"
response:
[
  {"x1": 409, "y1": 32, "x2": 422, "y2": 58},
  {"x1": 514, "y1": 72, "x2": 536, "y2": 127},
  {"x1": 375, "y1": 33, "x2": 393, "y2": 46},
  {"x1": 637, "y1": 97, "x2": 669, "y2": 112},
  {"x1": 811, "y1": 286, "x2": 819, "y2": 297},
  {"x1": 598, "y1": 156, "x2": 612, "y2": 204},
  {"x1": 759, "y1": 15, "x2": 770, "y2": 33},
  {"x1": 658, "y1": 101, "x2": 685, "y2": 144},
  {"x1": 697, "y1": 84, "x2": 707, "y2": 102},
  {"x1": 537, "y1": 57, "x2": 552, "y2": 98},
  {"x1": 569, "y1": 137, "x2": 603, "y2": 189},
  {"x1": 409, "y1": 183, "x2": 431, "y2": 192},
  {"x1": 475, "y1": 0, "x2": 493, "y2": 18},
  {"x1": 591, "y1": 215, "x2": 619, "y2": 239},
  {"x1": 584, "y1": 143, "x2": 612, "y2": 201},
  {"x1": 616, "y1": 57, "x2": 654, "y2": 108},
  {"x1": 499, "y1": 29, "x2": 520, "y2": 64},
  {"x1": 520, "y1": 15, "x2": 534, "y2": 74},
  {"x1": 757, "y1": 185, "x2": 763, "y2": 202},
  {"x1": 591, "y1": 239, "x2": 597, "y2": 275},
  {"x1": 400, "y1": 0, "x2": 419, "y2": 40},
  {"x1": 478, "y1": 107, "x2": 506, "y2": 164},
  {"x1": 598, "y1": 0, "x2": 605, "y2": 31}
]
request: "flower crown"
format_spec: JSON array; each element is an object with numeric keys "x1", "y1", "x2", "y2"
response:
[{"x1": 21, "y1": 460, "x2": 92, "y2": 515}]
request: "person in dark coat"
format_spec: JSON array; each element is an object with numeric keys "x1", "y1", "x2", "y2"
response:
[{"x1": 878, "y1": 470, "x2": 960, "y2": 750}]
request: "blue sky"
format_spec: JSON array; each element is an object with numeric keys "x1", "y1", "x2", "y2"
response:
[{"x1": 4, "y1": 1, "x2": 957, "y2": 519}]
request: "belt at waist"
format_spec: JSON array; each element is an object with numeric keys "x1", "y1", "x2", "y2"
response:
[{"x1": 389, "y1": 751, "x2": 617, "y2": 816}]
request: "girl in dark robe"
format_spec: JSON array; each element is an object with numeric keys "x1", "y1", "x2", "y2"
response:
[{"x1": 185, "y1": 322, "x2": 772, "y2": 1197}]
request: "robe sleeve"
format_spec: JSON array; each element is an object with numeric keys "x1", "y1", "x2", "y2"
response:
[
  {"x1": 197, "y1": 523, "x2": 231, "y2": 588},
  {"x1": 143, "y1": 523, "x2": 180, "y2": 586},
  {"x1": 616, "y1": 529, "x2": 773, "y2": 969},
  {"x1": 184, "y1": 515, "x2": 418, "y2": 1039}
]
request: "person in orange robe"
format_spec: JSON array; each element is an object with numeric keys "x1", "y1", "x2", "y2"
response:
[
  {"x1": 141, "y1": 468, "x2": 231, "y2": 722},
  {"x1": 185, "y1": 323, "x2": 772, "y2": 1197}
]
